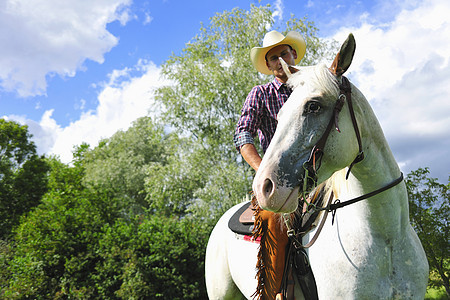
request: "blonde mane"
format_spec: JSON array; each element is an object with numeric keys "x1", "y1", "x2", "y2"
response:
[{"x1": 324, "y1": 169, "x2": 347, "y2": 204}]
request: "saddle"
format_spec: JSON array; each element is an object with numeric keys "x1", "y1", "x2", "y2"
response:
[
  {"x1": 228, "y1": 201, "x2": 257, "y2": 236},
  {"x1": 227, "y1": 198, "x2": 322, "y2": 237}
]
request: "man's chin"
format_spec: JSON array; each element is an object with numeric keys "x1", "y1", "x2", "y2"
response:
[{"x1": 274, "y1": 72, "x2": 287, "y2": 82}]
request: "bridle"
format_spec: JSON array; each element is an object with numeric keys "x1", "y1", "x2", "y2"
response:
[
  {"x1": 302, "y1": 75, "x2": 364, "y2": 186},
  {"x1": 283, "y1": 75, "x2": 404, "y2": 249}
]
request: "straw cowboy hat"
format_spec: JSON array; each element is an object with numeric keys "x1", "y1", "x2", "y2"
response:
[{"x1": 250, "y1": 30, "x2": 306, "y2": 75}]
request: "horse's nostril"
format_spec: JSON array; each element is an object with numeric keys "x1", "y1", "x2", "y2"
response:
[{"x1": 263, "y1": 178, "x2": 274, "y2": 197}]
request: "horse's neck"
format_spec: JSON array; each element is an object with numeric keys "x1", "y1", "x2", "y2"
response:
[
  {"x1": 348, "y1": 90, "x2": 406, "y2": 210},
  {"x1": 353, "y1": 140, "x2": 401, "y2": 191},
  {"x1": 339, "y1": 133, "x2": 409, "y2": 236}
]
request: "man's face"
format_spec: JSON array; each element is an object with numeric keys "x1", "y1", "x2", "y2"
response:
[{"x1": 265, "y1": 44, "x2": 297, "y2": 82}]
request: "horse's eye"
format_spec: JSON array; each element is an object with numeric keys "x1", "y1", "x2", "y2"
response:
[{"x1": 306, "y1": 101, "x2": 321, "y2": 113}]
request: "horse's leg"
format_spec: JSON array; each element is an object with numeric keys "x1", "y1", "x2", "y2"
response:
[{"x1": 205, "y1": 203, "x2": 247, "y2": 300}]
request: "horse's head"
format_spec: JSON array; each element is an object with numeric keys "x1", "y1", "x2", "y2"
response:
[{"x1": 253, "y1": 34, "x2": 363, "y2": 213}]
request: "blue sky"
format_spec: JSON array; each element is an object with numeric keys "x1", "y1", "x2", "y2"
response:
[{"x1": 1, "y1": 0, "x2": 449, "y2": 182}]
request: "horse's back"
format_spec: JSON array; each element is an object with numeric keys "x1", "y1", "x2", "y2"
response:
[{"x1": 205, "y1": 202, "x2": 259, "y2": 300}]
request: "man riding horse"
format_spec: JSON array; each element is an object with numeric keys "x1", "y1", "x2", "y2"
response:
[
  {"x1": 207, "y1": 31, "x2": 428, "y2": 300},
  {"x1": 233, "y1": 30, "x2": 307, "y2": 300}
]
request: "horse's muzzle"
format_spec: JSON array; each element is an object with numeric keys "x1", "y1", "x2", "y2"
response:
[{"x1": 253, "y1": 168, "x2": 301, "y2": 213}]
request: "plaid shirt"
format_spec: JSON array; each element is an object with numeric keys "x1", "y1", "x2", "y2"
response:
[{"x1": 234, "y1": 78, "x2": 292, "y2": 153}]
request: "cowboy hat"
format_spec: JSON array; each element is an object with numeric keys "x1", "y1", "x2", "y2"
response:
[{"x1": 250, "y1": 30, "x2": 306, "y2": 75}]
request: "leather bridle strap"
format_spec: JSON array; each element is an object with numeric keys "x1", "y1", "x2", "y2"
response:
[
  {"x1": 284, "y1": 172, "x2": 404, "y2": 248},
  {"x1": 328, "y1": 172, "x2": 404, "y2": 224},
  {"x1": 304, "y1": 76, "x2": 364, "y2": 179},
  {"x1": 341, "y1": 76, "x2": 364, "y2": 179},
  {"x1": 301, "y1": 191, "x2": 334, "y2": 249},
  {"x1": 305, "y1": 93, "x2": 345, "y2": 173}
]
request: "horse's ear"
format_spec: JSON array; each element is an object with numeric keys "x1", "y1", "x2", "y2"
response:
[
  {"x1": 330, "y1": 33, "x2": 356, "y2": 76},
  {"x1": 279, "y1": 58, "x2": 300, "y2": 79}
]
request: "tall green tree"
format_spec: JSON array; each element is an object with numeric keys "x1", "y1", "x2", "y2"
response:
[
  {"x1": 154, "y1": 4, "x2": 336, "y2": 219},
  {"x1": 100, "y1": 216, "x2": 208, "y2": 299},
  {"x1": 81, "y1": 117, "x2": 179, "y2": 215},
  {"x1": 0, "y1": 119, "x2": 49, "y2": 238},
  {"x1": 406, "y1": 168, "x2": 449, "y2": 297}
]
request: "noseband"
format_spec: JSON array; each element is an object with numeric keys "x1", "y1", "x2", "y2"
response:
[{"x1": 303, "y1": 76, "x2": 364, "y2": 187}]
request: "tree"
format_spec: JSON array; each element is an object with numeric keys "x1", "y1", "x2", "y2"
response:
[
  {"x1": 81, "y1": 117, "x2": 179, "y2": 215},
  {"x1": 100, "y1": 216, "x2": 208, "y2": 299},
  {"x1": 154, "y1": 4, "x2": 336, "y2": 220},
  {"x1": 0, "y1": 119, "x2": 49, "y2": 238},
  {"x1": 406, "y1": 168, "x2": 449, "y2": 297},
  {"x1": 2, "y1": 156, "x2": 124, "y2": 298},
  {"x1": 2, "y1": 152, "x2": 210, "y2": 299}
]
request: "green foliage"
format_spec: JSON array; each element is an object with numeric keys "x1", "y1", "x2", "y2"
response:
[
  {"x1": 0, "y1": 119, "x2": 36, "y2": 167},
  {"x1": 0, "y1": 238, "x2": 14, "y2": 294},
  {"x1": 2, "y1": 158, "x2": 124, "y2": 298},
  {"x1": 157, "y1": 5, "x2": 334, "y2": 156},
  {"x1": 82, "y1": 117, "x2": 179, "y2": 214},
  {"x1": 0, "y1": 119, "x2": 49, "y2": 238},
  {"x1": 144, "y1": 141, "x2": 205, "y2": 217},
  {"x1": 157, "y1": 5, "x2": 271, "y2": 152},
  {"x1": 101, "y1": 216, "x2": 208, "y2": 299},
  {"x1": 1, "y1": 127, "x2": 209, "y2": 299},
  {"x1": 425, "y1": 285, "x2": 449, "y2": 299},
  {"x1": 406, "y1": 168, "x2": 449, "y2": 297},
  {"x1": 1, "y1": 158, "x2": 208, "y2": 298}
]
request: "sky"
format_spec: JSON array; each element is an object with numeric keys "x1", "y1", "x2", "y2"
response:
[{"x1": 1, "y1": 0, "x2": 449, "y2": 183}]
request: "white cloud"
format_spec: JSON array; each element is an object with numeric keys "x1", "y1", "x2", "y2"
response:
[
  {"x1": 4, "y1": 60, "x2": 168, "y2": 163},
  {"x1": 272, "y1": 0, "x2": 284, "y2": 21},
  {"x1": 144, "y1": 12, "x2": 153, "y2": 25},
  {"x1": 1, "y1": 111, "x2": 59, "y2": 156},
  {"x1": 330, "y1": 0, "x2": 450, "y2": 181},
  {"x1": 0, "y1": 0, "x2": 132, "y2": 97}
]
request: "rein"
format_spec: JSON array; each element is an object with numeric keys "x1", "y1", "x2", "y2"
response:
[
  {"x1": 328, "y1": 172, "x2": 404, "y2": 223},
  {"x1": 284, "y1": 172, "x2": 404, "y2": 249}
]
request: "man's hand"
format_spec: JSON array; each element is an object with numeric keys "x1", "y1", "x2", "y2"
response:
[{"x1": 240, "y1": 144, "x2": 262, "y2": 172}]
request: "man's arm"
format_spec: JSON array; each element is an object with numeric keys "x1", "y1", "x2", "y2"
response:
[
  {"x1": 240, "y1": 143, "x2": 262, "y2": 172},
  {"x1": 234, "y1": 86, "x2": 263, "y2": 171}
]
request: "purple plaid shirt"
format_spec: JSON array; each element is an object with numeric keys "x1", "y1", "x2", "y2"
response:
[{"x1": 234, "y1": 78, "x2": 292, "y2": 153}]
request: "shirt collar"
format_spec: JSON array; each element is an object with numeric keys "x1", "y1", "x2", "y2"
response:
[
  {"x1": 272, "y1": 78, "x2": 289, "y2": 91},
  {"x1": 272, "y1": 78, "x2": 284, "y2": 90}
]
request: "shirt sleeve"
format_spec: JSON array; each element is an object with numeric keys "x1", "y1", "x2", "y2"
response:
[{"x1": 233, "y1": 86, "x2": 263, "y2": 152}]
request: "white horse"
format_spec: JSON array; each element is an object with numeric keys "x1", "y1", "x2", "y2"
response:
[{"x1": 205, "y1": 34, "x2": 428, "y2": 299}]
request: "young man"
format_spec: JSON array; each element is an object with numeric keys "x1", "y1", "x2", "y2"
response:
[
  {"x1": 233, "y1": 30, "x2": 306, "y2": 299},
  {"x1": 234, "y1": 30, "x2": 306, "y2": 170}
]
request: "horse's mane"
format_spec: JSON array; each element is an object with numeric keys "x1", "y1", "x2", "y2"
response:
[
  {"x1": 324, "y1": 169, "x2": 347, "y2": 202},
  {"x1": 287, "y1": 63, "x2": 340, "y2": 100}
]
